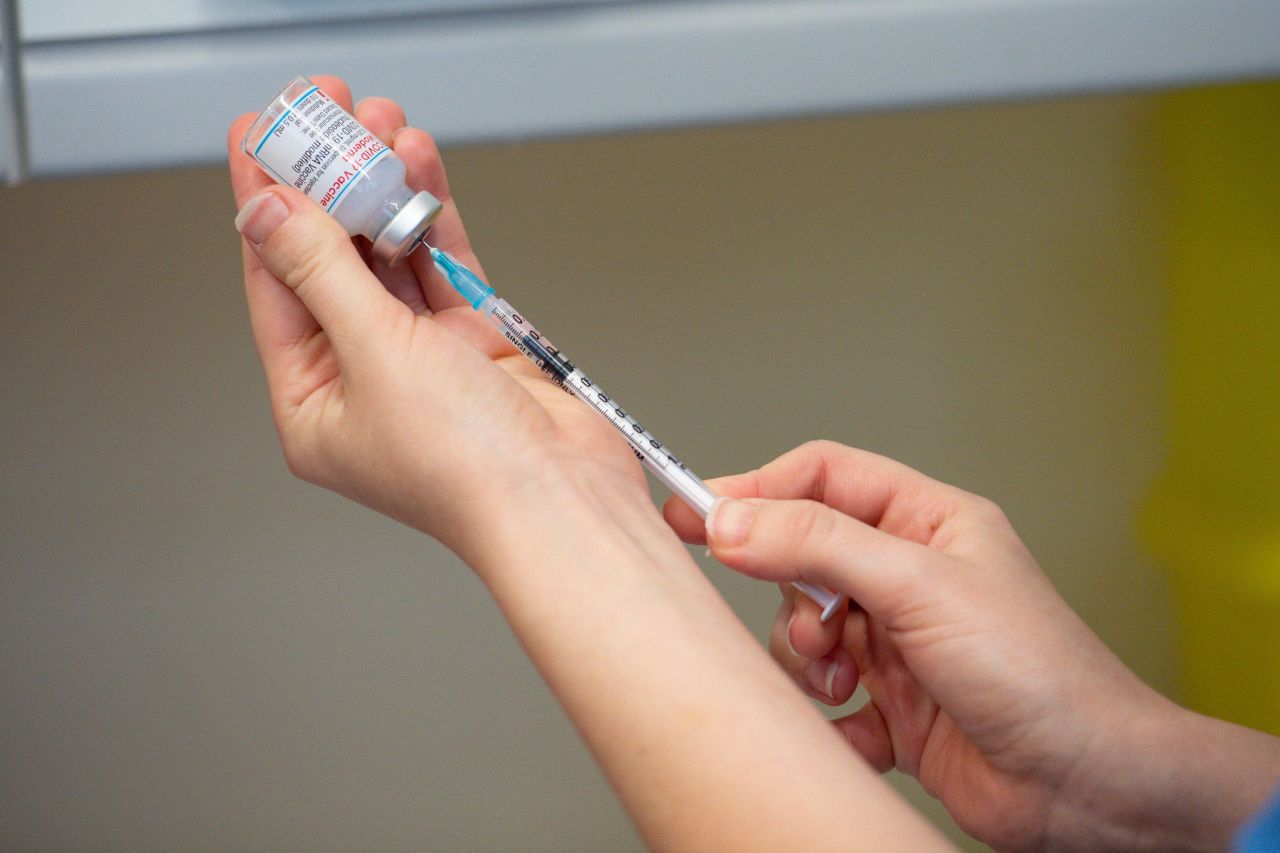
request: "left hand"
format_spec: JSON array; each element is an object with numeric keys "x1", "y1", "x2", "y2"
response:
[{"x1": 228, "y1": 78, "x2": 649, "y2": 558}]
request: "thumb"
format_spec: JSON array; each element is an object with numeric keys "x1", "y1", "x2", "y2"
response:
[
  {"x1": 706, "y1": 497, "x2": 939, "y2": 624},
  {"x1": 235, "y1": 187, "x2": 401, "y2": 351}
]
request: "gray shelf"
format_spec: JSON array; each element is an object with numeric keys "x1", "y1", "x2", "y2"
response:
[{"x1": 7, "y1": 0, "x2": 1280, "y2": 178}]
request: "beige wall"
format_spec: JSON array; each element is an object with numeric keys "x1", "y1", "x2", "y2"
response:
[{"x1": 0, "y1": 92, "x2": 1172, "y2": 851}]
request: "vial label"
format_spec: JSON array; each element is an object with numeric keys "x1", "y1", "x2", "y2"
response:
[{"x1": 251, "y1": 86, "x2": 389, "y2": 213}]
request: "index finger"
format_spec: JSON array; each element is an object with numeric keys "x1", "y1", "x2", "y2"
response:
[{"x1": 663, "y1": 440, "x2": 966, "y2": 546}]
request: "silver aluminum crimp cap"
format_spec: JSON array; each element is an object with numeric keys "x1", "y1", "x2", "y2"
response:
[{"x1": 372, "y1": 190, "x2": 443, "y2": 265}]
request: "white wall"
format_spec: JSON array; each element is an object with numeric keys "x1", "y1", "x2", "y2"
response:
[{"x1": 0, "y1": 91, "x2": 1173, "y2": 851}]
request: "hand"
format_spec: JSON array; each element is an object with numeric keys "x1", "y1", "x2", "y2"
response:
[
  {"x1": 227, "y1": 77, "x2": 648, "y2": 557},
  {"x1": 232, "y1": 99, "x2": 952, "y2": 852},
  {"x1": 664, "y1": 440, "x2": 1279, "y2": 850}
]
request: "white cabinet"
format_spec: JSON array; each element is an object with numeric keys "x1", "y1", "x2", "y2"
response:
[{"x1": 7, "y1": 0, "x2": 1280, "y2": 177}]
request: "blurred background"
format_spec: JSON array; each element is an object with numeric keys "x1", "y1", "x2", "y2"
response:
[{"x1": 2, "y1": 2, "x2": 1278, "y2": 850}]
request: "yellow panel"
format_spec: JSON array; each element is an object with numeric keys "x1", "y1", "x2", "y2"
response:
[{"x1": 1143, "y1": 81, "x2": 1280, "y2": 733}]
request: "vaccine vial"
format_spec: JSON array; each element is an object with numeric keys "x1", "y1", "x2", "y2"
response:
[{"x1": 242, "y1": 77, "x2": 442, "y2": 265}]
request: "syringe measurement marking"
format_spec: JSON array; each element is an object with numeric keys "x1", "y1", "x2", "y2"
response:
[
  {"x1": 486, "y1": 303, "x2": 684, "y2": 472},
  {"x1": 429, "y1": 246, "x2": 845, "y2": 620},
  {"x1": 566, "y1": 373, "x2": 677, "y2": 471}
]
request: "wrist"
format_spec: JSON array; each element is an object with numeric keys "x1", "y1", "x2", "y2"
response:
[
  {"x1": 402, "y1": 432, "x2": 654, "y2": 560},
  {"x1": 458, "y1": 459, "x2": 696, "y2": 592},
  {"x1": 1053, "y1": 692, "x2": 1280, "y2": 851}
]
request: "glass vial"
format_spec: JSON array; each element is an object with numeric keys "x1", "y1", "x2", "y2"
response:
[{"x1": 241, "y1": 77, "x2": 442, "y2": 265}]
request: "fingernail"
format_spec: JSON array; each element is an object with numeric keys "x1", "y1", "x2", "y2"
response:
[
  {"x1": 805, "y1": 656, "x2": 839, "y2": 700},
  {"x1": 707, "y1": 498, "x2": 757, "y2": 547},
  {"x1": 235, "y1": 192, "x2": 289, "y2": 245},
  {"x1": 785, "y1": 610, "x2": 800, "y2": 657}
]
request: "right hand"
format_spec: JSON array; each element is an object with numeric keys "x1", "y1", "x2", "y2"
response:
[{"x1": 663, "y1": 440, "x2": 1178, "y2": 850}]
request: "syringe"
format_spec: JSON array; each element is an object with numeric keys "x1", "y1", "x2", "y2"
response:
[{"x1": 429, "y1": 245, "x2": 846, "y2": 621}]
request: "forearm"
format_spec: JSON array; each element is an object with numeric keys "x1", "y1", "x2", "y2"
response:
[
  {"x1": 1132, "y1": 704, "x2": 1280, "y2": 851},
  {"x1": 1057, "y1": 693, "x2": 1280, "y2": 851},
  {"x1": 464, "y1": 473, "x2": 950, "y2": 851}
]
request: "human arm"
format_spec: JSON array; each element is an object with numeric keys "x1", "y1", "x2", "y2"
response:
[
  {"x1": 471, "y1": 471, "x2": 949, "y2": 851},
  {"x1": 664, "y1": 440, "x2": 1280, "y2": 850},
  {"x1": 227, "y1": 80, "x2": 951, "y2": 850}
]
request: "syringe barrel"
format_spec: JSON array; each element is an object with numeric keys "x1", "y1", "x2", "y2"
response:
[
  {"x1": 475, "y1": 295, "x2": 708, "y2": 499},
  {"x1": 465, "y1": 285, "x2": 846, "y2": 621}
]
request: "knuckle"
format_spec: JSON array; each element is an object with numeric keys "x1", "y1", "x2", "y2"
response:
[
  {"x1": 277, "y1": 427, "x2": 319, "y2": 484},
  {"x1": 394, "y1": 125, "x2": 436, "y2": 149},
  {"x1": 280, "y1": 442, "x2": 314, "y2": 484},
  {"x1": 415, "y1": 128, "x2": 440, "y2": 153},
  {"x1": 797, "y1": 438, "x2": 837, "y2": 460},
  {"x1": 363, "y1": 95, "x2": 398, "y2": 111},
  {"x1": 968, "y1": 493, "x2": 1009, "y2": 525},
  {"x1": 280, "y1": 233, "x2": 334, "y2": 295},
  {"x1": 787, "y1": 500, "x2": 836, "y2": 547}
]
